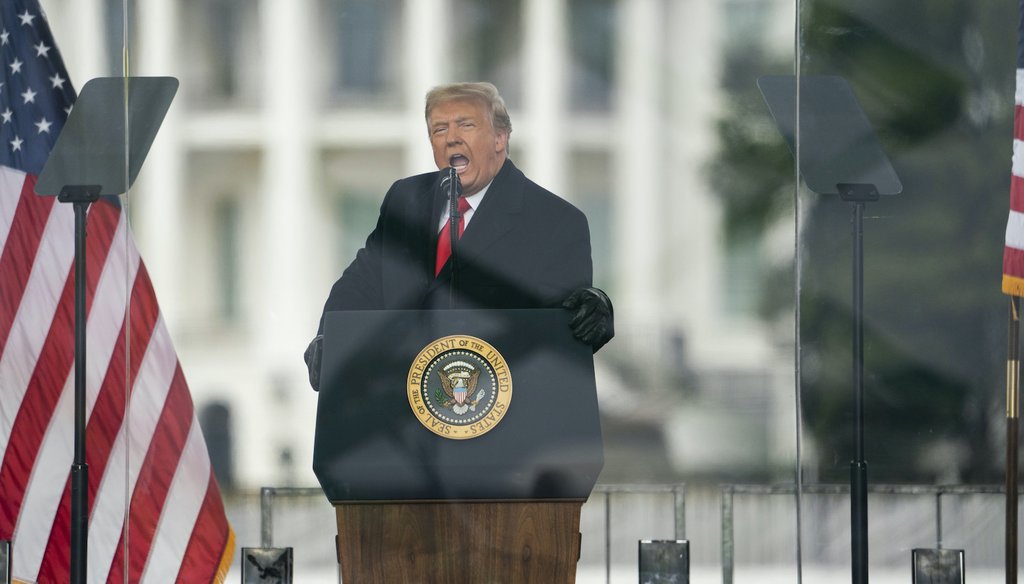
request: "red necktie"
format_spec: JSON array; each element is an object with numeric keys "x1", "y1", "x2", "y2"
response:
[{"x1": 435, "y1": 197, "x2": 472, "y2": 275}]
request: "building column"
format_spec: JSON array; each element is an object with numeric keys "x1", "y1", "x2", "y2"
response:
[
  {"x1": 259, "y1": 0, "x2": 317, "y2": 353},
  {"x1": 522, "y1": 0, "x2": 567, "y2": 197},
  {"x1": 134, "y1": 0, "x2": 184, "y2": 329},
  {"x1": 665, "y1": 0, "x2": 723, "y2": 359},
  {"x1": 614, "y1": 0, "x2": 663, "y2": 328},
  {"x1": 253, "y1": 0, "x2": 320, "y2": 486},
  {"x1": 403, "y1": 0, "x2": 448, "y2": 175}
]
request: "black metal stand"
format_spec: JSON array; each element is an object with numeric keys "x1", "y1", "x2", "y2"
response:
[
  {"x1": 449, "y1": 188, "x2": 459, "y2": 308},
  {"x1": 33, "y1": 75, "x2": 178, "y2": 584},
  {"x1": 445, "y1": 167, "x2": 462, "y2": 309},
  {"x1": 58, "y1": 185, "x2": 100, "y2": 584},
  {"x1": 839, "y1": 183, "x2": 879, "y2": 584},
  {"x1": 759, "y1": 75, "x2": 900, "y2": 584}
]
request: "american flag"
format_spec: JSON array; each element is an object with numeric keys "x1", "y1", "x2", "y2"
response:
[
  {"x1": 1005, "y1": 0, "x2": 1024, "y2": 295},
  {"x1": 0, "y1": 1, "x2": 234, "y2": 582}
]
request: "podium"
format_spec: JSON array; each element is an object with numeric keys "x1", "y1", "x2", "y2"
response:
[{"x1": 313, "y1": 309, "x2": 603, "y2": 583}]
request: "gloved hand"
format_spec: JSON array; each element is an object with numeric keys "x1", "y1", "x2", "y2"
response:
[
  {"x1": 562, "y1": 287, "x2": 614, "y2": 352},
  {"x1": 304, "y1": 334, "x2": 323, "y2": 391}
]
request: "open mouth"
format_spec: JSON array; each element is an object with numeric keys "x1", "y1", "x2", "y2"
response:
[{"x1": 449, "y1": 154, "x2": 469, "y2": 172}]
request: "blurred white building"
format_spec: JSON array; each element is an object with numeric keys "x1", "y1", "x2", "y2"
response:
[{"x1": 40, "y1": 0, "x2": 795, "y2": 488}]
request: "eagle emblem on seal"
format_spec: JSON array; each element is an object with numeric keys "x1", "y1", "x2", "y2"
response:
[
  {"x1": 408, "y1": 335, "x2": 512, "y2": 439},
  {"x1": 436, "y1": 361, "x2": 484, "y2": 414}
]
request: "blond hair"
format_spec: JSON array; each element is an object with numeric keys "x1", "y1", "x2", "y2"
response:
[{"x1": 424, "y1": 82, "x2": 512, "y2": 136}]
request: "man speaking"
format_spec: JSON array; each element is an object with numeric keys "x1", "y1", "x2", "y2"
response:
[{"x1": 305, "y1": 82, "x2": 613, "y2": 389}]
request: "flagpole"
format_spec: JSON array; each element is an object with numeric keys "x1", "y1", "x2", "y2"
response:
[{"x1": 1009, "y1": 295, "x2": 1021, "y2": 584}]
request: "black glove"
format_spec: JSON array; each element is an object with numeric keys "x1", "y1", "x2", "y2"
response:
[
  {"x1": 562, "y1": 287, "x2": 614, "y2": 352},
  {"x1": 304, "y1": 335, "x2": 323, "y2": 391}
]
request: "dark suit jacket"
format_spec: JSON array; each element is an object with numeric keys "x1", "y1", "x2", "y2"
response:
[{"x1": 318, "y1": 159, "x2": 592, "y2": 329}]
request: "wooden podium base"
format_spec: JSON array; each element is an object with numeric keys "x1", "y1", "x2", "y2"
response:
[{"x1": 334, "y1": 501, "x2": 583, "y2": 584}]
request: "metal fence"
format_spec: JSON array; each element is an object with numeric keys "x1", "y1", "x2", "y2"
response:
[
  {"x1": 238, "y1": 483, "x2": 1016, "y2": 583},
  {"x1": 721, "y1": 483, "x2": 1015, "y2": 584}
]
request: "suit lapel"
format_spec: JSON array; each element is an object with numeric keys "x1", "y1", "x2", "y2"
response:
[{"x1": 458, "y1": 159, "x2": 523, "y2": 257}]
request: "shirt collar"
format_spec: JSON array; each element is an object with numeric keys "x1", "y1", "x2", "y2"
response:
[{"x1": 463, "y1": 180, "x2": 490, "y2": 211}]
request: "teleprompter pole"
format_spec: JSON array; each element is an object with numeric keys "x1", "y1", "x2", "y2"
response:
[
  {"x1": 1008, "y1": 296, "x2": 1020, "y2": 584},
  {"x1": 757, "y1": 76, "x2": 901, "y2": 584},
  {"x1": 839, "y1": 184, "x2": 878, "y2": 584},
  {"x1": 33, "y1": 76, "x2": 179, "y2": 584},
  {"x1": 851, "y1": 199, "x2": 868, "y2": 584},
  {"x1": 60, "y1": 185, "x2": 100, "y2": 584}
]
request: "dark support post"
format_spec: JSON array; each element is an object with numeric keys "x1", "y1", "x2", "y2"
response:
[
  {"x1": 839, "y1": 184, "x2": 878, "y2": 584},
  {"x1": 721, "y1": 486, "x2": 734, "y2": 584},
  {"x1": 851, "y1": 198, "x2": 868, "y2": 584},
  {"x1": 34, "y1": 77, "x2": 178, "y2": 584},
  {"x1": 1, "y1": 540, "x2": 10, "y2": 584},
  {"x1": 59, "y1": 186, "x2": 100, "y2": 584},
  {"x1": 758, "y1": 75, "x2": 900, "y2": 584},
  {"x1": 70, "y1": 200, "x2": 89, "y2": 584}
]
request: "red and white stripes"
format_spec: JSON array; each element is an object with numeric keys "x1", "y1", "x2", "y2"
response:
[
  {"x1": 0, "y1": 166, "x2": 233, "y2": 583},
  {"x1": 1004, "y1": 69, "x2": 1024, "y2": 295}
]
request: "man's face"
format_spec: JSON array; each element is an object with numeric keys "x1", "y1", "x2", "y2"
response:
[{"x1": 428, "y1": 98, "x2": 508, "y2": 197}]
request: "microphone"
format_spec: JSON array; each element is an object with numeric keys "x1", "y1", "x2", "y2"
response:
[
  {"x1": 440, "y1": 167, "x2": 462, "y2": 203},
  {"x1": 441, "y1": 167, "x2": 463, "y2": 307}
]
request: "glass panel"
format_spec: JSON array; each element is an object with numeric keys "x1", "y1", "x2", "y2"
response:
[
  {"x1": 127, "y1": 1, "x2": 240, "y2": 581},
  {"x1": 18, "y1": 0, "x2": 821, "y2": 581},
  {"x1": 796, "y1": 0, "x2": 1015, "y2": 580},
  {"x1": 37, "y1": 0, "x2": 1024, "y2": 579}
]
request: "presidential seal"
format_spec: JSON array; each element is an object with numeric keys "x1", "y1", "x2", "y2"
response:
[{"x1": 407, "y1": 335, "x2": 512, "y2": 440}]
